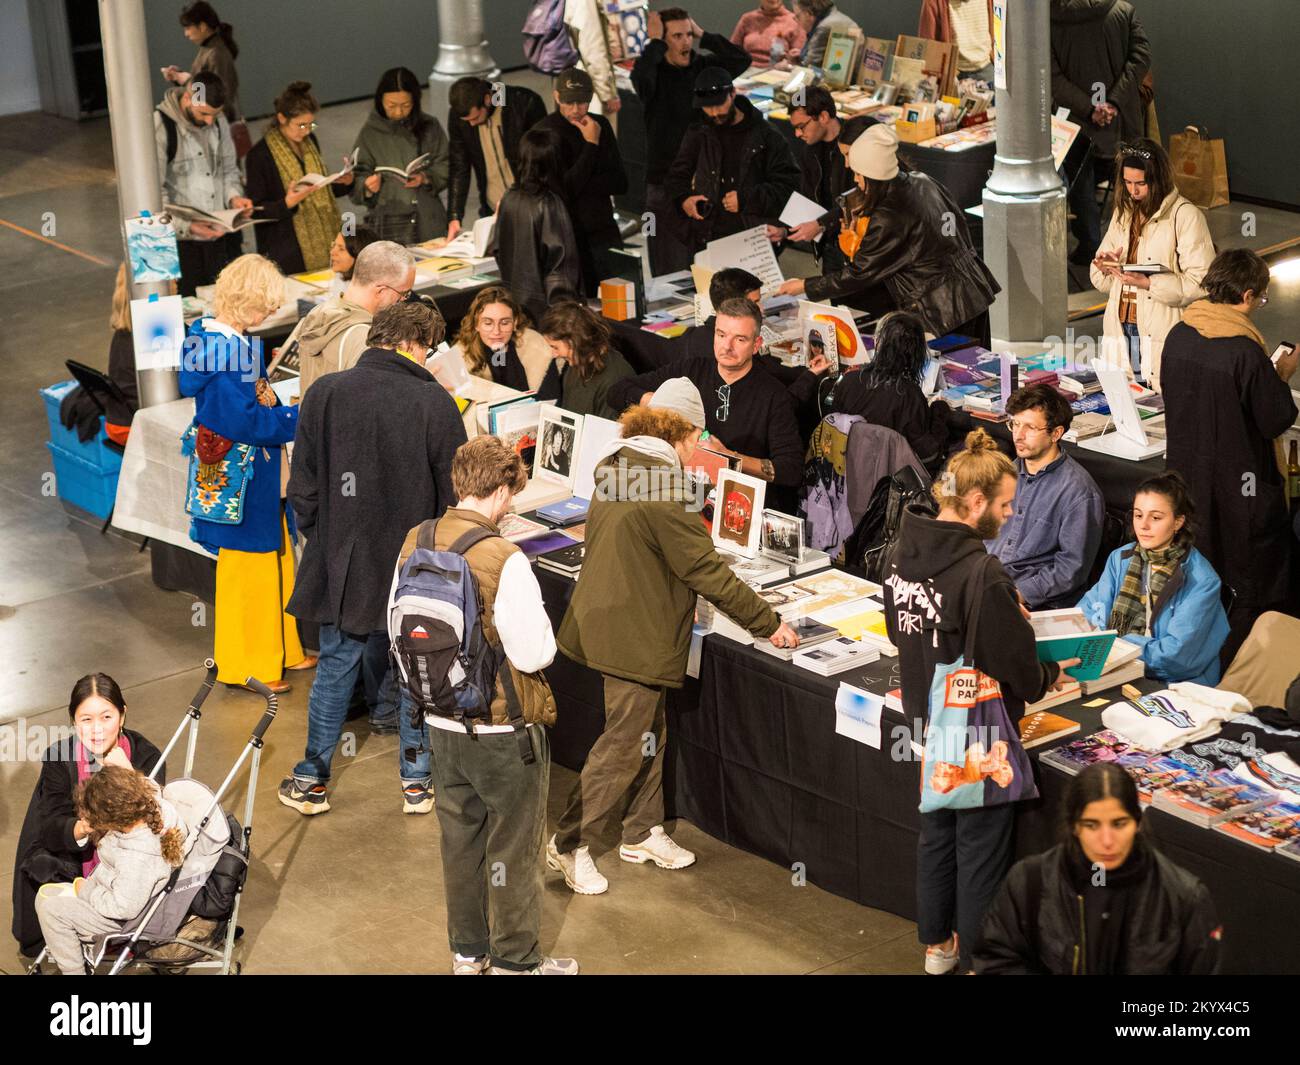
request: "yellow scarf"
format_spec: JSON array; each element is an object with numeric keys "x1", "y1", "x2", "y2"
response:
[
  {"x1": 1181, "y1": 299, "x2": 1269, "y2": 354},
  {"x1": 265, "y1": 125, "x2": 341, "y2": 273}
]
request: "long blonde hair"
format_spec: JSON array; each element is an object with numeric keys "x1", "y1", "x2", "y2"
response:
[{"x1": 110, "y1": 263, "x2": 132, "y2": 332}]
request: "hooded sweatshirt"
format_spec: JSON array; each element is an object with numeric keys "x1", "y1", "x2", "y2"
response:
[
  {"x1": 883, "y1": 505, "x2": 1057, "y2": 729},
  {"x1": 282, "y1": 293, "x2": 373, "y2": 395},
  {"x1": 77, "y1": 784, "x2": 183, "y2": 923},
  {"x1": 154, "y1": 86, "x2": 243, "y2": 240}
]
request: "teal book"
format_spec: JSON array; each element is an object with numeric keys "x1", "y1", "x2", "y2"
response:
[{"x1": 1030, "y1": 609, "x2": 1118, "y2": 682}]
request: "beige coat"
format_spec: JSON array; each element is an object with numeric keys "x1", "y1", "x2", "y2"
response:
[{"x1": 1089, "y1": 189, "x2": 1215, "y2": 387}]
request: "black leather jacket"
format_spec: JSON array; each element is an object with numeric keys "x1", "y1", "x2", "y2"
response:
[
  {"x1": 447, "y1": 86, "x2": 547, "y2": 222},
  {"x1": 493, "y1": 187, "x2": 581, "y2": 325},
  {"x1": 804, "y1": 170, "x2": 999, "y2": 336},
  {"x1": 974, "y1": 840, "x2": 1221, "y2": 975}
]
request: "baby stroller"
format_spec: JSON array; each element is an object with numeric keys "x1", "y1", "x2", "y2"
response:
[{"x1": 27, "y1": 661, "x2": 276, "y2": 975}]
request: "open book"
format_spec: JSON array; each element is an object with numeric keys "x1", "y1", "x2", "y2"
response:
[
  {"x1": 290, "y1": 149, "x2": 357, "y2": 193},
  {"x1": 164, "y1": 202, "x2": 269, "y2": 234},
  {"x1": 1029, "y1": 608, "x2": 1119, "y2": 683},
  {"x1": 372, "y1": 153, "x2": 431, "y2": 180}
]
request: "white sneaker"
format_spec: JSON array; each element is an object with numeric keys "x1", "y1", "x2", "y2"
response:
[
  {"x1": 618, "y1": 825, "x2": 696, "y2": 869},
  {"x1": 924, "y1": 934, "x2": 960, "y2": 975},
  {"x1": 546, "y1": 835, "x2": 608, "y2": 895},
  {"x1": 451, "y1": 953, "x2": 486, "y2": 975},
  {"x1": 488, "y1": 956, "x2": 580, "y2": 975}
]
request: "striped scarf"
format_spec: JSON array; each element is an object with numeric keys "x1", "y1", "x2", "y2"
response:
[
  {"x1": 1109, "y1": 541, "x2": 1187, "y2": 637},
  {"x1": 265, "y1": 126, "x2": 340, "y2": 273}
]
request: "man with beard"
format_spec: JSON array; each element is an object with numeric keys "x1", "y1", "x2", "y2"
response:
[
  {"x1": 664, "y1": 67, "x2": 800, "y2": 253},
  {"x1": 883, "y1": 428, "x2": 1077, "y2": 975}
]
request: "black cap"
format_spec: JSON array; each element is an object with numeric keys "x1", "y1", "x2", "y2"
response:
[
  {"x1": 693, "y1": 66, "x2": 734, "y2": 108},
  {"x1": 555, "y1": 67, "x2": 594, "y2": 104}
]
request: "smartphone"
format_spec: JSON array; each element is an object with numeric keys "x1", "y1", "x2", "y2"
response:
[{"x1": 1272, "y1": 342, "x2": 1296, "y2": 367}]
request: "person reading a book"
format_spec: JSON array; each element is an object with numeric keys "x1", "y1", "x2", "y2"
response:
[
  {"x1": 975, "y1": 763, "x2": 1221, "y2": 974},
  {"x1": 987, "y1": 384, "x2": 1104, "y2": 610},
  {"x1": 352, "y1": 67, "x2": 451, "y2": 246},
  {"x1": 607, "y1": 297, "x2": 806, "y2": 508},
  {"x1": 1088, "y1": 139, "x2": 1215, "y2": 387},
  {"x1": 539, "y1": 301, "x2": 634, "y2": 419},
  {"x1": 154, "y1": 70, "x2": 251, "y2": 296},
  {"x1": 441, "y1": 285, "x2": 560, "y2": 400},
  {"x1": 280, "y1": 300, "x2": 465, "y2": 819},
  {"x1": 245, "y1": 81, "x2": 353, "y2": 276},
  {"x1": 830, "y1": 310, "x2": 954, "y2": 475},
  {"x1": 1076, "y1": 471, "x2": 1229, "y2": 686},
  {"x1": 883, "y1": 429, "x2": 1078, "y2": 975},
  {"x1": 549, "y1": 379, "x2": 798, "y2": 894},
  {"x1": 163, "y1": 3, "x2": 243, "y2": 134}
]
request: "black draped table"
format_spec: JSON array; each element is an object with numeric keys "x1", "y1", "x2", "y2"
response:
[{"x1": 536, "y1": 566, "x2": 1300, "y2": 974}]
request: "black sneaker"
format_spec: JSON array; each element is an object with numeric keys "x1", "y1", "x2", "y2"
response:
[{"x1": 279, "y1": 777, "x2": 330, "y2": 815}]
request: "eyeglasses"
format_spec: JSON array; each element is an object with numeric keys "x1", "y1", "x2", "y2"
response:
[
  {"x1": 1257, "y1": 294, "x2": 1270, "y2": 306},
  {"x1": 1008, "y1": 418, "x2": 1050, "y2": 436},
  {"x1": 790, "y1": 118, "x2": 812, "y2": 134},
  {"x1": 379, "y1": 283, "x2": 414, "y2": 300},
  {"x1": 290, "y1": 120, "x2": 318, "y2": 132},
  {"x1": 716, "y1": 383, "x2": 731, "y2": 422}
]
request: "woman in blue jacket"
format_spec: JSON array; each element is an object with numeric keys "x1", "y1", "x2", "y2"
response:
[
  {"x1": 180, "y1": 253, "x2": 307, "y2": 692},
  {"x1": 1076, "y1": 471, "x2": 1229, "y2": 685}
]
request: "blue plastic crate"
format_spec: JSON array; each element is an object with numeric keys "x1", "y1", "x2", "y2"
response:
[
  {"x1": 40, "y1": 380, "x2": 123, "y2": 474},
  {"x1": 46, "y1": 442, "x2": 121, "y2": 520}
]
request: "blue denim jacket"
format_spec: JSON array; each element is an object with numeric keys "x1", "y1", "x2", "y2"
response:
[{"x1": 987, "y1": 451, "x2": 1104, "y2": 609}]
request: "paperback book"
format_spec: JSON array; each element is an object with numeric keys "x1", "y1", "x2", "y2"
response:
[
  {"x1": 1214, "y1": 801, "x2": 1300, "y2": 850},
  {"x1": 1152, "y1": 771, "x2": 1277, "y2": 827},
  {"x1": 792, "y1": 636, "x2": 881, "y2": 676},
  {"x1": 1039, "y1": 729, "x2": 1149, "y2": 776}
]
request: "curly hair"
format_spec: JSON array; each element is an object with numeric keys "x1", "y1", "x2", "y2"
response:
[
  {"x1": 620, "y1": 405, "x2": 697, "y2": 446},
  {"x1": 212, "y1": 253, "x2": 286, "y2": 331},
  {"x1": 455, "y1": 286, "x2": 530, "y2": 373},
  {"x1": 538, "y1": 301, "x2": 613, "y2": 382},
  {"x1": 78, "y1": 766, "x2": 184, "y2": 868}
]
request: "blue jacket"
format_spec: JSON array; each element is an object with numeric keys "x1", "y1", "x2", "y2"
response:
[
  {"x1": 179, "y1": 318, "x2": 298, "y2": 553},
  {"x1": 1076, "y1": 543, "x2": 1229, "y2": 686}
]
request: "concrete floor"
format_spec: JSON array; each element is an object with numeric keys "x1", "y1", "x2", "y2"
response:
[{"x1": 3, "y1": 82, "x2": 1299, "y2": 976}]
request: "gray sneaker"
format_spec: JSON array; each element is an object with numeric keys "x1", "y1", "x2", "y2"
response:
[{"x1": 488, "y1": 956, "x2": 580, "y2": 975}]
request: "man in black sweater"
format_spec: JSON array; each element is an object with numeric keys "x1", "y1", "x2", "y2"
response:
[
  {"x1": 607, "y1": 297, "x2": 804, "y2": 508},
  {"x1": 632, "y1": 7, "x2": 750, "y2": 273},
  {"x1": 534, "y1": 68, "x2": 629, "y2": 297}
]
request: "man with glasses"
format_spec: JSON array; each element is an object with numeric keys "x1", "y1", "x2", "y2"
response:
[
  {"x1": 281, "y1": 300, "x2": 467, "y2": 818},
  {"x1": 769, "y1": 86, "x2": 850, "y2": 271},
  {"x1": 154, "y1": 71, "x2": 252, "y2": 295},
  {"x1": 987, "y1": 384, "x2": 1105, "y2": 609},
  {"x1": 280, "y1": 241, "x2": 416, "y2": 394},
  {"x1": 607, "y1": 297, "x2": 804, "y2": 507}
]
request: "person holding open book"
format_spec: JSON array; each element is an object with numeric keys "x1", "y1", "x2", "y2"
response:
[
  {"x1": 352, "y1": 67, "x2": 451, "y2": 245},
  {"x1": 1076, "y1": 476, "x2": 1230, "y2": 686},
  {"x1": 245, "y1": 81, "x2": 353, "y2": 276}
]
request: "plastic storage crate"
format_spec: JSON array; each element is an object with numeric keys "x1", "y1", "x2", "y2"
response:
[
  {"x1": 46, "y1": 442, "x2": 121, "y2": 520},
  {"x1": 40, "y1": 379, "x2": 123, "y2": 473}
]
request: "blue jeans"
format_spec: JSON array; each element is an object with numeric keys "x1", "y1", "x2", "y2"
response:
[
  {"x1": 1122, "y1": 320, "x2": 1145, "y2": 384},
  {"x1": 292, "y1": 624, "x2": 431, "y2": 787}
]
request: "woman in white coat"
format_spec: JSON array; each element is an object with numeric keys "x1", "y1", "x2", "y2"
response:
[{"x1": 1090, "y1": 139, "x2": 1216, "y2": 389}]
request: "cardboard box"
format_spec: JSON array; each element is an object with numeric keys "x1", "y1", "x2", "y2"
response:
[{"x1": 599, "y1": 277, "x2": 636, "y2": 321}]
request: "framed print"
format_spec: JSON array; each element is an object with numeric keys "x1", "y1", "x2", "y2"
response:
[
  {"x1": 534, "y1": 407, "x2": 584, "y2": 487},
  {"x1": 711, "y1": 469, "x2": 766, "y2": 557},
  {"x1": 761, "y1": 509, "x2": 804, "y2": 564}
]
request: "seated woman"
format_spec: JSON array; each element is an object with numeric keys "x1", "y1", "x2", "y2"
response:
[
  {"x1": 539, "y1": 301, "x2": 635, "y2": 419},
  {"x1": 1076, "y1": 470, "x2": 1229, "y2": 685},
  {"x1": 60, "y1": 264, "x2": 142, "y2": 448},
  {"x1": 11, "y1": 673, "x2": 162, "y2": 958},
  {"x1": 34, "y1": 765, "x2": 184, "y2": 975},
  {"x1": 440, "y1": 285, "x2": 561, "y2": 400},
  {"x1": 324, "y1": 224, "x2": 381, "y2": 296},
  {"x1": 975, "y1": 763, "x2": 1221, "y2": 975},
  {"x1": 830, "y1": 310, "x2": 952, "y2": 473}
]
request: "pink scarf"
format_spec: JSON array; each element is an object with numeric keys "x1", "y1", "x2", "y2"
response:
[{"x1": 76, "y1": 732, "x2": 133, "y2": 878}]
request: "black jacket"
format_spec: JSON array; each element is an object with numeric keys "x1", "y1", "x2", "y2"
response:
[
  {"x1": 244, "y1": 134, "x2": 350, "y2": 276},
  {"x1": 1050, "y1": 0, "x2": 1150, "y2": 160},
  {"x1": 494, "y1": 186, "x2": 583, "y2": 325},
  {"x1": 975, "y1": 839, "x2": 1221, "y2": 975},
  {"x1": 831, "y1": 369, "x2": 951, "y2": 471},
  {"x1": 631, "y1": 32, "x2": 752, "y2": 185},
  {"x1": 287, "y1": 348, "x2": 466, "y2": 635},
  {"x1": 12, "y1": 729, "x2": 162, "y2": 955},
  {"x1": 805, "y1": 171, "x2": 999, "y2": 337},
  {"x1": 664, "y1": 95, "x2": 800, "y2": 251},
  {"x1": 883, "y1": 505, "x2": 1057, "y2": 729},
  {"x1": 798, "y1": 135, "x2": 854, "y2": 261},
  {"x1": 447, "y1": 86, "x2": 547, "y2": 223}
]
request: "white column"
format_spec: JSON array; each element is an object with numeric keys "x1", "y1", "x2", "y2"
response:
[{"x1": 427, "y1": 0, "x2": 500, "y2": 126}]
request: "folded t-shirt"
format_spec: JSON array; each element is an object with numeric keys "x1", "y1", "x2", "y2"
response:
[{"x1": 1102, "y1": 682, "x2": 1250, "y2": 752}]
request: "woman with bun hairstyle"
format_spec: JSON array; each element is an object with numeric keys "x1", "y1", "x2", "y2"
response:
[
  {"x1": 244, "y1": 81, "x2": 355, "y2": 276},
  {"x1": 11, "y1": 674, "x2": 162, "y2": 958}
]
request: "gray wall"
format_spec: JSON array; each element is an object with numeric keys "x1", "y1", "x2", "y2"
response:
[
  {"x1": 138, "y1": 0, "x2": 1296, "y2": 205},
  {"x1": 0, "y1": 0, "x2": 40, "y2": 116}
]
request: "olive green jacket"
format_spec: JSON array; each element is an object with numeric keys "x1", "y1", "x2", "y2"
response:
[{"x1": 557, "y1": 440, "x2": 780, "y2": 688}]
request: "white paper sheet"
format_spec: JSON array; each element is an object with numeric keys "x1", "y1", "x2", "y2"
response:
[
  {"x1": 835, "y1": 683, "x2": 884, "y2": 748},
  {"x1": 779, "y1": 190, "x2": 828, "y2": 228}
]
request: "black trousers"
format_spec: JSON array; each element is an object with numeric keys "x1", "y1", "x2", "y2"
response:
[{"x1": 177, "y1": 234, "x2": 242, "y2": 297}]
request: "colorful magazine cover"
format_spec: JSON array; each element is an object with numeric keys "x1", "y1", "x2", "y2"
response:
[
  {"x1": 1126, "y1": 755, "x2": 1201, "y2": 804},
  {"x1": 1215, "y1": 802, "x2": 1300, "y2": 850},
  {"x1": 1152, "y1": 770, "x2": 1276, "y2": 823},
  {"x1": 1038, "y1": 729, "x2": 1144, "y2": 776}
]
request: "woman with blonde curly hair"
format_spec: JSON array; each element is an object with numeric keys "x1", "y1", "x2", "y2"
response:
[
  {"x1": 33, "y1": 765, "x2": 185, "y2": 974},
  {"x1": 444, "y1": 285, "x2": 561, "y2": 399},
  {"x1": 180, "y1": 253, "x2": 312, "y2": 693}
]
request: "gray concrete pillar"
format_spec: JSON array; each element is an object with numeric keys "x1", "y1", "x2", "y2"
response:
[
  {"x1": 981, "y1": 0, "x2": 1068, "y2": 354},
  {"x1": 427, "y1": 0, "x2": 500, "y2": 129},
  {"x1": 99, "y1": 0, "x2": 179, "y2": 406}
]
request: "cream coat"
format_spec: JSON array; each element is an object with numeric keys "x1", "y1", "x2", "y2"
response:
[{"x1": 1089, "y1": 189, "x2": 1215, "y2": 388}]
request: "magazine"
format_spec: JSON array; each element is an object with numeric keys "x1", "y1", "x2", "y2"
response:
[
  {"x1": 371, "y1": 153, "x2": 431, "y2": 180},
  {"x1": 1151, "y1": 770, "x2": 1275, "y2": 826},
  {"x1": 1039, "y1": 729, "x2": 1146, "y2": 776},
  {"x1": 1127, "y1": 755, "x2": 1202, "y2": 804},
  {"x1": 1214, "y1": 802, "x2": 1300, "y2": 850}
]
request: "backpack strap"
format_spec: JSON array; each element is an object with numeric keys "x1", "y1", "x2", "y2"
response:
[
  {"x1": 157, "y1": 108, "x2": 178, "y2": 164},
  {"x1": 447, "y1": 526, "x2": 499, "y2": 557}
]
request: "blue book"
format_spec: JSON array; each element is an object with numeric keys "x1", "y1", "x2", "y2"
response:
[
  {"x1": 1030, "y1": 609, "x2": 1118, "y2": 682},
  {"x1": 536, "y1": 497, "x2": 590, "y2": 526}
]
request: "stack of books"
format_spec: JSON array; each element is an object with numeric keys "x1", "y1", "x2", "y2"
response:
[
  {"x1": 792, "y1": 636, "x2": 881, "y2": 676},
  {"x1": 536, "y1": 542, "x2": 585, "y2": 579},
  {"x1": 751, "y1": 616, "x2": 840, "y2": 661},
  {"x1": 1018, "y1": 710, "x2": 1081, "y2": 750},
  {"x1": 1215, "y1": 802, "x2": 1300, "y2": 851},
  {"x1": 1152, "y1": 772, "x2": 1276, "y2": 827},
  {"x1": 1039, "y1": 729, "x2": 1149, "y2": 776}
]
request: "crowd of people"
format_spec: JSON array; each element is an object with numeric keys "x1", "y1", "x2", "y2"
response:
[{"x1": 23, "y1": 0, "x2": 1300, "y2": 977}]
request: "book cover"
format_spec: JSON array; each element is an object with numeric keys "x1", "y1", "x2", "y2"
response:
[
  {"x1": 536, "y1": 497, "x2": 590, "y2": 526},
  {"x1": 1127, "y1": 755, "x2": 1201, "y2": 804},
  {"x1": 1030, "y1": 609, "x2": 1118, "y2": 682},
  {"x1": 519, "y1": 530, "x2": 580, "y2": 557},
  {"x1": 536, "y1": 542, "x2": 586, "y2": 573},
  {"x1": 1153, "y1": 771, "x2": 1276, "y2": 825},
  {"x1": 1214, "y1": 802, "x2": 1300, "y2": 850},
  {"x1": 792, "y1": 636, "x2": 880, "y2": 676},
  {"x1": 497, "y1": 512, "x2": 550, "y2": 543},
  {"x1": 1039, "y1": 729, "x2": 1145, "y2": 776},
  {"x1": 1018, "y1": 710, "x2": 1081, "y2": 750}
]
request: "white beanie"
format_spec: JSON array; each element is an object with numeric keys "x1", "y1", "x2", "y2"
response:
[
  {"x1": 848, "y1": 124, "x2": 900, "y2": 181},
  {"x1": 648, "y1": 377, "x2": 707, "y2": 429}
]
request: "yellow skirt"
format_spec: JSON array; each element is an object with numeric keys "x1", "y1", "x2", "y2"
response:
[{"x1": 213, "y1": 514, "x2": 304, "y2": 686}]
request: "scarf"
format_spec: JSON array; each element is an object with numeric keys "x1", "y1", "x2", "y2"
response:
[
  {"x1": 1181, "y1": 298, "x2": 1269, "y2": 355},
  {"x1": 1063, "y1": 835, "x2": 1153, "y2": 976},
  {"x1": 75, "y1": 733, "x2": 133, "y2": 878},
  {"x1": 1109, "y1": 541, "x2": 1188, "y2": 637},
  {"x1": 265, "y1": 125, "x2": 340, "y2": 273}
]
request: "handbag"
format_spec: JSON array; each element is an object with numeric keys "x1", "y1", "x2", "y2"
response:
[
  {"x1": 918, "y1": 555, "x2": 1039, "y2": 813},
  {"x1": 181, "y1": 421, "x2": 257, "y2": 525},
  {"x1": 1167, "y1": 126, "x2": 1229, "y2": 210}
]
